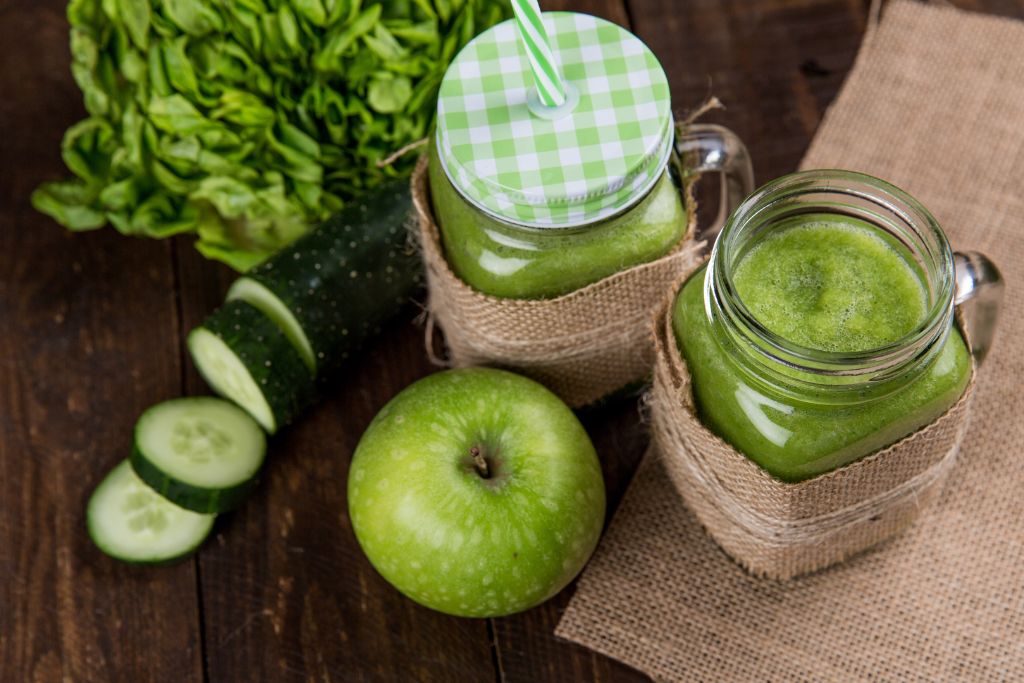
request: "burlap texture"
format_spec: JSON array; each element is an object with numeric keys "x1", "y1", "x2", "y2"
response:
[
  {"x1": 557, "y1": 2, "x2": 1024, "y2": 680},
  {"x1": 412, "y1": 155, "x2": 702, "y2": 408},
  {"x1": 650, "y1": 291, "x2": 975, "y2": 580}
]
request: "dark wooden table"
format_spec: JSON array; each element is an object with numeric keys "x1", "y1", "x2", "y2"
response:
[{"x1": 2, "y1": 1, "x2": 1020, "y2": 681}]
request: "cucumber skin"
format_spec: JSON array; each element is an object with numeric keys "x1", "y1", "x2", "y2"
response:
[
  {"x1": 233, "y1": 180, "x2": 422, "y2": 377},
  {"x1": 191, "y1": 300, "x2": 315, "y2": 434},
  {"x1": 86, "y1": 461, "x2": 215, "y2": 566},
  {"x1": 129, "y1": 446, "x2": 258, "y2": 514}
]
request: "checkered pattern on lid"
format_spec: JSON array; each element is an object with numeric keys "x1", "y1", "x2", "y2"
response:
[{"x1": 435, "y1": 12, "x2": 674, "y2": 228}]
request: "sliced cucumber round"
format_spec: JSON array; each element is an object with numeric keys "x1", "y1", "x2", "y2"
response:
[
  {"x1": 87, "y1": 460, "x2": 215, "y2": 565},
  {"x1": 227, "y1": 277, "x2": 315, "y2": 373},
  {"x1": 130, "y1": 397, "x2": 267, "y2": 514},
  {"x1": 188, "y1": 300, "x2": 314, "y2": 434}
]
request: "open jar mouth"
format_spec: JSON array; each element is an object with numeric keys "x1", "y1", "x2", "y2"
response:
[{"x1": 705, "y1": 170, "x2": 956, "y2": 402}]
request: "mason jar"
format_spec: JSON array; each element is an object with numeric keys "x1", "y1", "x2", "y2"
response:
[
  {"x1": 673, "y1": 170, "x2": 1003, "y2": 482},
  {"x1": 427, "y1": 12, "x2": 751, "y2": 300}
]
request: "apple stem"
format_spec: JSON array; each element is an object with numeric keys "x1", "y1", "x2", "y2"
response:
[{"x1": 470, "y1": 445, "x2": 491, "y2": 479}]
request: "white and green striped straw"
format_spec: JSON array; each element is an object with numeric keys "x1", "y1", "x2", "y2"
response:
[{"x1": 511, "y1": 0, "x2": 566, "y2": 108}]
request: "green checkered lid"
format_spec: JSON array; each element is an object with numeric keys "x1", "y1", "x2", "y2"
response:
[{"x1": 435, "y1": 12, "x2": 674, "y2": 228}]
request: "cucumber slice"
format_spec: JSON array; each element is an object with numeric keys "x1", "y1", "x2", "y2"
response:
[
  {"x1": 188, "y1": 300, "x2": 314, "y2": 434},
  {"x1": 228, "y1": 277, "x2": 315, "y2": 372},
  {"x1": 227, "y1": 180, "x2": 421, "y2": 377},
  {"x1": 130, "y1": 397, "x2": 267, "y2": 513},
  {"x1": 87, "y1": 460, "x2": 215, "y2": 564}
]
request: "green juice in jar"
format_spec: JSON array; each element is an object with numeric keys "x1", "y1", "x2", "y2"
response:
[
  {"x1": 673, "y1": 214, "x2": 972, "y2": 482},
  {"x1": 427, "y1": 142, "x2": 687, "y2": 299},
  {"x1": 425, "y1": 12, "x2": 748, "y2": 301}
]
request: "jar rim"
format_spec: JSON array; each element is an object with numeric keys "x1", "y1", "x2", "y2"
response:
[
  {"x1": 435, "y1": 120, "x2": 675, "y2": 231},
  {"x1": 706, "y1": 169, "x2": 956, "y2": 397}
]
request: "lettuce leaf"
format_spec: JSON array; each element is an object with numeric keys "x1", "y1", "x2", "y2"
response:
[{"x1": 34, "y1": 0, "x2": 509, "y2": 271}]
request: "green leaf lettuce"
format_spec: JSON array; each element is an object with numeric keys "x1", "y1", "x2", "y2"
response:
[{"x1": 34, "y1": 0, "x2": 509, "y2": 271}]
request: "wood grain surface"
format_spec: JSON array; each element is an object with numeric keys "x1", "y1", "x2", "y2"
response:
[{"x1": 1, "y1": 1, "x2": 1018, "y2": 681}]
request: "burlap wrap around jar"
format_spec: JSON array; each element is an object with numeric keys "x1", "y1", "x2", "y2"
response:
[
  {"x1": 650, "y1": 282, "x2": 977, "y2": 580},
  {"x1": 412, "y1": 155, "x2": 703, "y2": 408}
]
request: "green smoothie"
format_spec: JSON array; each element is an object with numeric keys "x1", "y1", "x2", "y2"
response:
[
  {"x1": 673, "y1": 215, "x2": 972, "y2": 481},
  {"x1": 428, "y1": 144, "x2": 687, "y2": 299}
]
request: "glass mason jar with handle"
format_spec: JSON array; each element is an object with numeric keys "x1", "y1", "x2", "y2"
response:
[
  {"x1": 673, "y1": 170, "x2": 1003, "y2": 482},
  {"x1": 427, "y1": 12, "x2": 752, "y2": 300}
]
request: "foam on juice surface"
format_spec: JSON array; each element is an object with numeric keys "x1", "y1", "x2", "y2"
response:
[{"x1": 732, "y1": 216, "x2": 927, "y2": 353}]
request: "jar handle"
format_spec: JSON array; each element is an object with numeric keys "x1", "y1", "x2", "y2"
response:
[
  {"x1": 953, "y1": 251, "x2": 1004, "y2": 365},
  {"x1": 674, "y1": 123, "x2": 754, "y2": 247}
]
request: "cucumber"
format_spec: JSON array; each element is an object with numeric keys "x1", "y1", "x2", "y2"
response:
[
  {"x1": 129, "y1": 397, "x2": 267, "y2": 513},
  {"x1": 226, "y1": 180, "x2": 421, "y2": 376},
  {"x1": 87, "y1": 460, "x2": 215, "y2": 564},
  {"x1": 188, "y1": 300, "x2": 314, "y2": 434}
]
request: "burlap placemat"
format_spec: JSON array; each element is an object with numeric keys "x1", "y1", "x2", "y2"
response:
[
  {"x1": 556, "y1": 2, "x2": 1024, "y2": 680},
  {"x1": 412, "y1": 155, "x2": 702, "y2": 408}
]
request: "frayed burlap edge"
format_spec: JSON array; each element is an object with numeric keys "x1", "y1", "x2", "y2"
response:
[
  {"x1": 411, "y1": 154, "x2": 703, "y2": 408},
  {"x1": 650, "y1": 280, "x2": 977, "y2": 580}
]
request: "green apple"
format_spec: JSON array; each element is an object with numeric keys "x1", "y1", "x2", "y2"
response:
[{"x1": 348, "y1": 368, "x2": 606, "y2": 618}]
